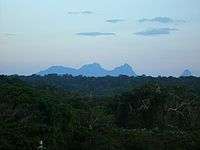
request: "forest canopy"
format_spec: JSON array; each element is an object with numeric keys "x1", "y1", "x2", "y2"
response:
[{"x1": 0, "y1": 75, "x2": 200, "y2": 150}]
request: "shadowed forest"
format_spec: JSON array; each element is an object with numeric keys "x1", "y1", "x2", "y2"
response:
[{"x1": 0, "y1": 74, "x2": 200, "y2": 150}]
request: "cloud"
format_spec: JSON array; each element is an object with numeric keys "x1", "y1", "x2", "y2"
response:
[
  {"x1": 68, "y1": 11, "x2": 79, "y2": 15},
  {"x1": 4, "y1": 33, "x2": 17, "y2": 37},
  {"x1": 0, "y1": 33, "x2": 17, "y2": 39},
  {"x1": 106, "y1": 19, "x2": 124, "y2": 23},
  {"x1": 134, "y1": 28, "x2": 178, "y2": 36},
  {"x1": 139, "y1": 17, "x2": 185, "y2": 24},
  {"x1": 81, "y1": 11, "x2": 93, "y2": 14},
  {"x1": 68, "y1": 11, "x2": 93, "y2": 15},
  {"x1": 77, "y1": 32, "x2": 116, "y2": 37}
]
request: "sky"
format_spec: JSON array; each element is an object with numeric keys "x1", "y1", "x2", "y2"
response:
[{"x1": 0, "y1": 0, "x2": 200, "y2": 76}]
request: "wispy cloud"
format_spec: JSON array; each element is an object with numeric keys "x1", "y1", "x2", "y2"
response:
[
  {"x1": 68, "y1": 11, "x2": 93, "y2": 15},
  {"x1": 4, "y1": 33, "x2": 17, "y2": 36},
  {"x1": 134, "y1": 28, "x2": 178, "y2": 36},
  {"x1": 81, "y1": 11, "x2": 93, "y2": 14},
  {"x1": 77, "y1": 32, "x2": 116, "y2": 37},
  {"x1": 0, "y1": 33, "x2": 17, "y2": 38},
  {"x1": 106, "y1": 19, "x2": 124, "y2": 23},
  {"x1": 139, "y1": 17, "x2": 185, "y2": 24}
]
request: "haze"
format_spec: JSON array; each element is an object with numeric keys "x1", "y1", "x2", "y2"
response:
[{"x1": 0, "y1": 0, "x2": 200, "y2": 76}]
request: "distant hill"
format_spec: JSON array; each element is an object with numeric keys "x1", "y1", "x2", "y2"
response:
[
  {"x1": 37, "y1": 63, "x2": 137, "y2": 77},
  {"x1": 181, "y1": 69, "x2": 192, "y2": 77}
]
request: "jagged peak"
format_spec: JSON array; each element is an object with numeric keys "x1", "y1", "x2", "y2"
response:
[
  {"x1": 120, "y1": 63, "x2": 132, "y2": 68},
  {"x1": 114, "y1": 63, "x2": 133, "y2": 70}
]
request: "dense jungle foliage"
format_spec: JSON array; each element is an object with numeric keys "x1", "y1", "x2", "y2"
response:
[{"x1": 0, "y1": 74, "x2": 200, "y2": 150}]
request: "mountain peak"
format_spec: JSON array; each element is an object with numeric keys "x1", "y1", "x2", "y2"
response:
[
  {"x1": 49, "y1": 65, "x2": 66, "y2": 69},
  {"x1": 38, "y1": 65, "x2": 77, "y2": 76},
  {"x1": 81, "y1": 62, "x2": 101, "y2": 68},
  {"x1": 181, "y1": 69, "x2": 192, "y2": 77},
  {"x1": 92, "y1": 62, "x2": 101, "y2": 66},
  {"x1": 79, "y1": 63, "x2": 103, "y2": 70},
  {"x1": 110, "y1": 64, "x2": 137, "y2": 76},
  {"x1": 120, "y1": 63, "x2": 132, "y2": 68}
]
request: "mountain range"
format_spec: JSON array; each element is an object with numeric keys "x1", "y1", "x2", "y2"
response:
[
  {"x1": 37, "y1": 63, "x2": 194, "y2": 77},
  {"x1": 37, "y1": 63, "x2": 137, "y2": 77}
]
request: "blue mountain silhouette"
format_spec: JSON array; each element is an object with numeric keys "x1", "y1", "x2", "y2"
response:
[
  {"x1": 181, "y1": 69, "x2": 192, "y2": 77},
  {"x1": 38, "y1": 63, "x2": 137, "y2": 77}
]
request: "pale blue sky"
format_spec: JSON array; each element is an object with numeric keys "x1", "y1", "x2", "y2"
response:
[{"x1": 0, "y1": 0, "x2": 200, "y2": 76}]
